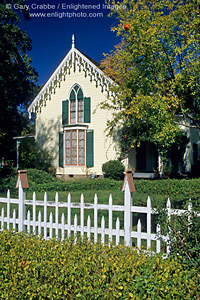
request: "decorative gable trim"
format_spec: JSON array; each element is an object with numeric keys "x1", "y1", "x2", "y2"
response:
[{"x1": 28, "y1": 35, "x2": 114, "y2": 118}]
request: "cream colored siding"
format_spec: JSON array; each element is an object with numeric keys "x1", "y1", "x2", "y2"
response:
[{"x1": 36, "y1": 67, "x2": 117, "y2": 176}]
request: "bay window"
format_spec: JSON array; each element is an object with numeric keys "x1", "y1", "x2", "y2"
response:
[{"x1": 65, "y1": 129, "x2": 85, "y2": 166}]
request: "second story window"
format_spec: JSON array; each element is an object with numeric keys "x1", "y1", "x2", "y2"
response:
[{"x1": 69, "y1": 85, "x2": 84, "y2": 124}]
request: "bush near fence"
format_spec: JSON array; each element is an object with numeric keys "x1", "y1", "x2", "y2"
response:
[
  {"x1": 0, "y1": 169, "x2": 200, "y2": 204},
  {"x1": 0, "y1": 169, "x2": 122, "y2": 194},
  {"x1": 0, "y1": 231, "x2": 199, "y2": 300}
]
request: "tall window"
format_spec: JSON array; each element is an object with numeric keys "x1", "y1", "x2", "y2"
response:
[
  {"x1": 69, "y1": 85, "x2": 84, "y2": 124},
  {"x1": 65, "y1": 129, "x2": 85, "y2": 165}
]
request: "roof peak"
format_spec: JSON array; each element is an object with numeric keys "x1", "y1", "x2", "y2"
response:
[
  {"x1": 28, "y1": 36, "x2": 114, "y2": 117},
  {"x1": 72, "y1": 34, "x2": 75, "y2": 48}
]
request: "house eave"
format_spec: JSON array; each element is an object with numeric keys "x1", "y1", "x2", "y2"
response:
[{"x1": 28, "y1": 37, "x2": 114, "y2": 118}]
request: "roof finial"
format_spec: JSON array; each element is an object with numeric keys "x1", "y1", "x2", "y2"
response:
[{"x1": 72, "y1": 34, "x2": 75, "y2": 48}]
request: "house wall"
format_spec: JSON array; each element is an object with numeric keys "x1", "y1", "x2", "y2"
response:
[{"x1": 35, "y1": 65, "x2": 118, "y2": 177}]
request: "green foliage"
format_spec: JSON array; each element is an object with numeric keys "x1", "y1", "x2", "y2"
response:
[
  {"x1": 102, "y1": 160, "x2": 125, "y2": 180},
  {"x1": 1, "y1": 169, "x2": 200, "y2": 205},
  {"x1": 19, "y1": 139, "x2": 54, "y2": 173},
  {"x1": 134, "y1": 178, "x2": 200, "y2": 205},
  {"x1": 0, "y1": 0, "x2": 39, "y2": 160},
  {"x1": 19, "y1": 138, "x2": 36, "y2": 169},
  {"x1": 156, "y1": 200, "x2": 200, "y2": 270},
  {"x1": 0, "y1": 169, "x2": 18, "y2": 194},
  {"x1": 0, "y1": 169, "x2": 123, "y2": 194},
  {"x1": 0, "y1": 231, "x2": 199, "y2": 299},
  {"x1": 100, "y1": 0, "x2": 200, "y2": 160}
]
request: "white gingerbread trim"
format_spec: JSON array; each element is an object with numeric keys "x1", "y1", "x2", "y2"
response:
[{"x1": 28, "y1": 35, "x2": 114, "y2": 118}]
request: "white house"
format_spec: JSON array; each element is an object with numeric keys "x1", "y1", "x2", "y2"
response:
[
  {"x1": 28, "y1": 36, "x2": 118, "y2": 179},
  {"x1": 28, "y1": 36, "x2": 200, "y2": 179}
]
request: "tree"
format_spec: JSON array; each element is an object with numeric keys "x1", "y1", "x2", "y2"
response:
[
  {"x1": 0, "y1": 0, "x2": 38, "y2": 160},
  {"x1": 100, "y1": 0, "x2": 200, "y2": 161}
]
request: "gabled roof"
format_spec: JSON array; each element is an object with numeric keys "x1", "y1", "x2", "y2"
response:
[{"x1": 28, "y1": 35, "x2": 113, "y2": 117}]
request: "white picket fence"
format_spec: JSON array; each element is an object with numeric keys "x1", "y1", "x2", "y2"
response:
[{"x1": 0, "y1": 171, "x2": 198, "y2": 254}]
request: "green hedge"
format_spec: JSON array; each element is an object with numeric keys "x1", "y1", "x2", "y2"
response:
[
  {"x1": 0, "y1": 231, "x2": 199, "y2": 299},
  {"x1": 0, "y1": 169, "x2": 122, "y2": 194},
  {"x1": 0, "y1": 169, "x2": 200, "y2": 204},
  {"x1": 134, "y1": 178, "x2": 200, "y2": 204}
]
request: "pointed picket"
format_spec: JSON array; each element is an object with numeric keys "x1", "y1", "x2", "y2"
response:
[
  {"x1": 147, "y1": 196, "x2": 151, "y2": 249},
  {"x1": 32, "y1": 192, "x2": 36, "y2": 234},
  {"x1": 137, "y1": 219, "x2": 141, "y2": 249},
  {"x1": 116, "y1": 217, "x2": 120, "y2": 245},
  {"x1": 80, "y1": 194, "x2": 84, "y2": 238},
  {"x1": 7, "y1": 190, "x2": 10, "y2": 230},
  {"x1": 27, "y1": 210, "x2": 31, "y2": 234},
  {"x1": 87, "y1": 215, "x2": 91, "y2": 240},
  {"x1": 49, "y1": 212, "x2": 53, "y2": 239},
  {"x1": 67, "y1": 193, "x2": 71, "y2": 237},
  {"x1": 94, "y1": 194, "x2": 98, "y2": 242},
  {"x1": 55, "y1": 192, "x2": 59, "y2": 238},
  {"x1": 166, "y1": 198, "x2": 171, "y2": 255},
  {"x1": 74, "y1": 214, "x2": 77, "y2": 243},
  {"x1": 1, "y1": 207, "x2": 4, "y2": 231},
  {"x1": 61, "y1": 213, "x2": 65, "y2": 241},
  {"x1": 188, "y1": 199, "x2": 192, "y2": 232},
  {"x1": 101, "y1": 216, "x2": 105, "y2": 245},
  {"x1": 44, "y1": 192, "x2": 47, "y2": 240},
  {"x1": 108, "y1": 194, "x2": 113, "y2": 245},
  {"x1": 38, "y1": 211, "x2": 42, "y2": 236},
  {"x1": 13, "y1": 209, "x2": 16, "y2": 231},
  {"x1": 156, "y1": 224, "x2": 161, "y2": 253}
]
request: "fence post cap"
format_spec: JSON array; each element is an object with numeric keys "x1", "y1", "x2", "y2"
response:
[
  {"x1": 121, "y1": 169, "x2": 136, "y2": 192},
  {"x1": 16, "y1": 170, "x2": 29, "y2": 189}
]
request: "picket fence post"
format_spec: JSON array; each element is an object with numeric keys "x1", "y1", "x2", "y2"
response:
[
  {"x1": 122, "y1": 170, "x2": 136, "y2": 246},
  {"x1": 16, "y1": 170, "x2": 29, "y2": 232}
]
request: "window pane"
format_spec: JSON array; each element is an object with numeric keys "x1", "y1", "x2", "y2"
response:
[
  {"x1": 65, "y1": 131, "x2": 71, "y2": 165},
  {"x1": 65, "y1": 129, "x2": 85, "y2": 165},
  {"x1": 78, "y1": 99, "x2": 84, "y2": 123},
  {"x1": 78, "y1": 130, "x2": 85, "y2": 165},
  {"x1": 69, "y1": 89, "x2": 76, "y2": 100},
  {"x1": 70, "y1": 100, "x2": 76, "y2": 123},
  {"x1": 66, "y1": 156, "x2": 71, "y2": 165},
  {"x1": 74, "y1": 85, "x2": 79, "y2": 92},
  {"x1": 77, "y1": 88, "x2": 83, "y2": 99},
  {"x1": 72, "y1": 131, "x2": 77, "y2": 165}
]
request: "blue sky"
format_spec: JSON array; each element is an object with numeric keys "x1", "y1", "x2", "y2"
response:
[{"x1": 18, "y1": 0, "x2": 121, "y2": 85}]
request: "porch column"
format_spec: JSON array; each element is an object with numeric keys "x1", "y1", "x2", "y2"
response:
[{"x1": 158, "y1": 153, "x2": 163, "y2": 177}]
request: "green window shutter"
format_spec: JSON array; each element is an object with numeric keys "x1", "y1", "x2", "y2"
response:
[
  {"x1": 62, "y1": 100, "x2": 69, "y2": 125},
  {"x1": 86, "y1": 130, "x2": 94, "y2": 167},
  {"x1": 84, "y1": 97, "x2": 91, "y2": 123},
  {"x1": 59, "y1": 132, "x2": 64, "y2": 167}
]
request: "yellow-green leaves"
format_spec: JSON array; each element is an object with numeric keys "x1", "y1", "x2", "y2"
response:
[
  {"x1": 100, "y1": 0, "x2": 200, "y2": 158},
  {"x1": 0, "y1": 231, "x2": 199, "y2": 299}
]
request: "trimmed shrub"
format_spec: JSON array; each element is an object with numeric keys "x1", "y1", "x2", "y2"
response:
[
  {"x1": 0, "y1": 231, "x2": 199, "y2": 299},
  {"x1": 0, "y1": 169, "x2": 123, "y2": 194},
  {"x1": 102, "y1": 160, "x2": 125, "y2": 180},
  {"x1": 1, "y1": 168, "x2": 200, "y2": 205}
]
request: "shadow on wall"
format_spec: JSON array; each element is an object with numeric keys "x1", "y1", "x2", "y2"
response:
[{"x1": 36, "y1": 116, "x2": 61, "y2": 168}]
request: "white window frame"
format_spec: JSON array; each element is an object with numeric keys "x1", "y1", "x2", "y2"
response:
[{"x1": 63, "y1": 126, "x2": 87, "y2": 166}]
